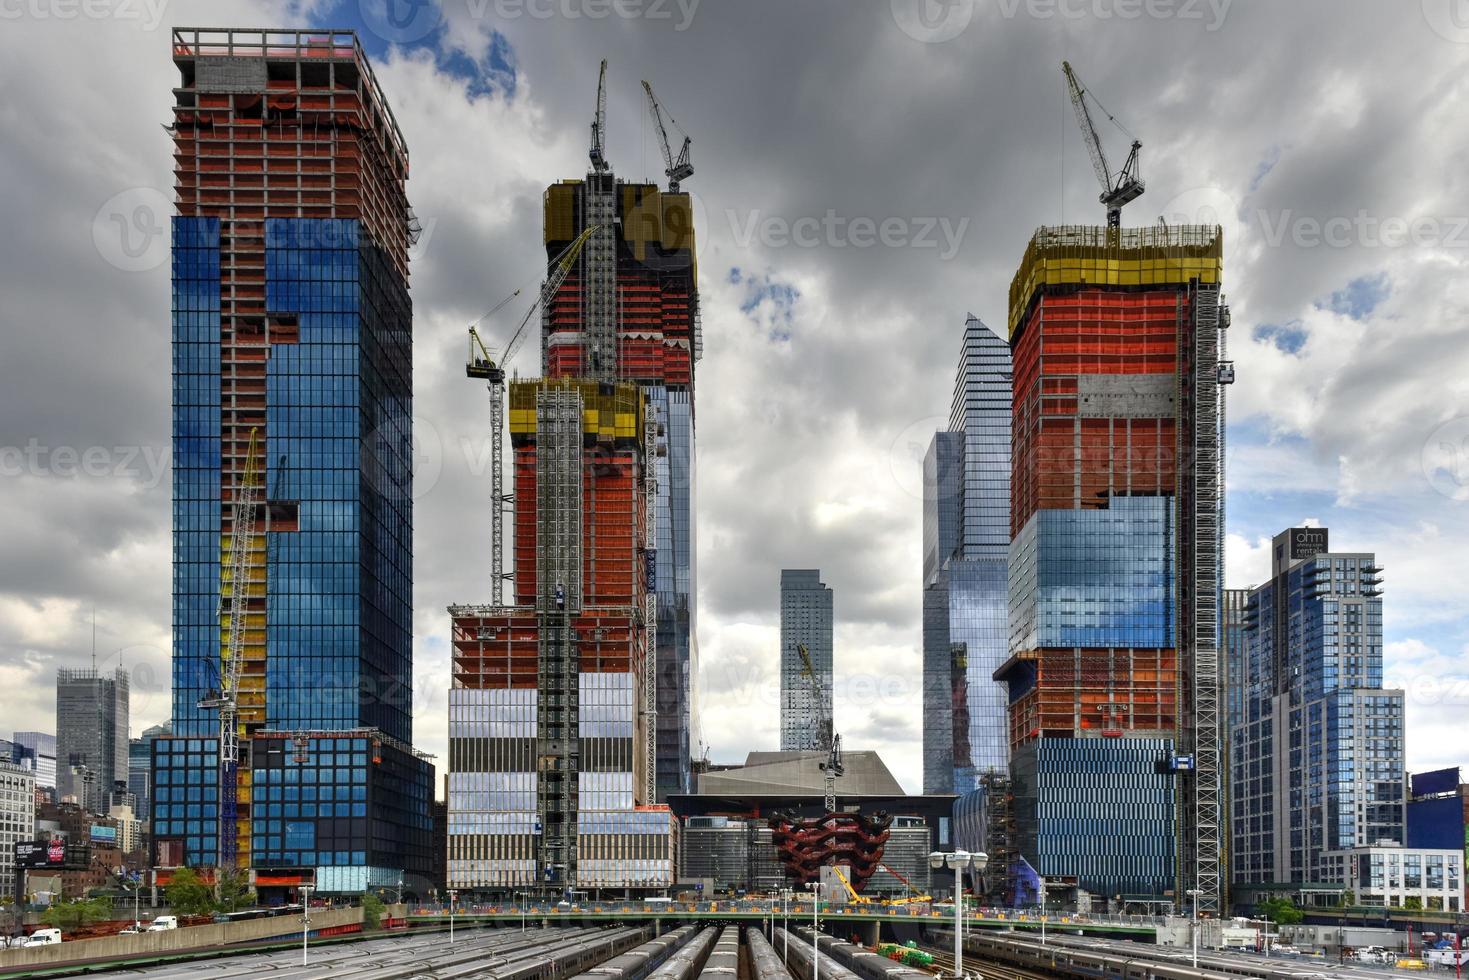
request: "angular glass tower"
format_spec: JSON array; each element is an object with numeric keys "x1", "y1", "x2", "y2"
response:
[
  {"x1": 922, "y1": 316, "x2": 1011, "y2": 795},
  {"x1": 55, "y1": 669, "x2": 129, "y2": 812},
  {"x1": 156, "y1": 30, "x2": 432, "y2": 892},
  {"x1": 1231, "y1": 528, "x2": 1404, "y2": 887},
  {"x1": 780, "y1": 569, "x2": 834, "y2": 752}
]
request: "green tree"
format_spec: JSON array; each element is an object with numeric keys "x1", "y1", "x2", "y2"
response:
[
  {"x1": 1401, "y1": 896, "x2": 1423, "y2": 911},
  {"x1": 1338, "y1": 890, "x2": 1356, "y2": 908},
  {"x1": 213, "y1": 868, "x2": 256, "y2": 915},
  {"x1": 362, "y1": 893, "x2": 385, "y2": 931},
  {"x1": 164, "y1": 868, "x2": 214, "y2": 917},
  {"x1": 40, "y1": 897, "x2": 112, "y2": 931},
  {"x1": 1256, "y1": 897, "x2": 1305, "y2": 925}
]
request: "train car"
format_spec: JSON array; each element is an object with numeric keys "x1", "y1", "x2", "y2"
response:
[
  {"x1": 774, "y1": 927, "x2": 862, "y2": 980},
  {"x1": 572, "y1": 925, "x2": 700, "y2": 980},
  {"x1": 646, "y1": 926, "x2": 720, "y2": 980},
  {"x1": 791, "y1": 927, "x2": 932, "y2": 980},
  {"x1": 747, "y1": 925, "x2": 794, "y2": 980},
  {"x1": 500, "y1": 927, "x2": 653, "y2": 980},
  {"x1": 696, "y1": 926, "x2": 741, "y2": 980}
]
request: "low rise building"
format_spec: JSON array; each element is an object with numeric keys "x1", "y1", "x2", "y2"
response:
[
  {"x1": 0, "y1": 762, "x2": 37, "y2": 899},
  {"x1": 1319, "y1": 841, "x2": 1463, "y2": 912}
]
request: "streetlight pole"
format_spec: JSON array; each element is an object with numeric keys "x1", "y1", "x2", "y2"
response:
[
  {"x1": 1039, "y1": 879, "x2": 1047, "y2": 946},
  {"x1": 808, "y1": 881, "x2": 824, "y2": 980},
  {"x1": 299, "y1": 885, "x2": 313, "y2": 968},
  {"x1": 932, "y1": 851, "x2": 979, "y2": 980},
  {"x1": 447, "y1": 888, "x2": 457, "y2": 944},
  {"x1": 782, "y1": 887, "x2": 790, "y2": 959},
  {"x1": 1186, "y1": 887, "x2": 1202, "y2": 970}
]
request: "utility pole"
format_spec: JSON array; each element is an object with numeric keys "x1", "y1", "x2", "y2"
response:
[{"x1": 299, "y1": 884, "x2": 313, "y2": 967}]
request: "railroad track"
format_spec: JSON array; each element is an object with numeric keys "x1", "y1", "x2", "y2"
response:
[{"x1": 919, "y1": 946, "x2": 1049, "y2": 980}]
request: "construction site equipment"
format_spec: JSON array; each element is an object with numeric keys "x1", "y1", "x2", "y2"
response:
[
  {"x1": 876, "y1": 863, "x2": 932, "y2": 905},
  {"x1": 467, "y1": 225, "x2": 599, "y2": 604},
  {"x1": 829, "y1": 865, "x2": 870, "y2": 905},
  {"x1": 641, "y1": 80, "x2": 693, "y2": 192},
  {"x1": 1062, "y1": 61, "x2": 1144, "y2": 228},
  {"x1": 589, "y1": 59, "x2": 609, "y2": 174},
  {"x1": 795, "y1": 641, "x2": 842, "y2": 811},
  {"x1": 198, "y1": 426, "x2": 261, "y2": 870}
]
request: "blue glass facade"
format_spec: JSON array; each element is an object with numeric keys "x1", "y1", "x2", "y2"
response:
[
  {"x1": 652, "y1": 387, "x2": 698, "y2": 798},
  {"x1": 171, "y1": 217, "x2": 223, "y2": 741},
  {"x1": 162, "y1": 217, "x2": 431, "y2": 886},
  {"x1": 1230, "y1": 532, "x2": 1404, "y2": 888},
  {"x1": 1008, "y1": 497, "x2": 1176, "y2": 652},
  {"x1": 922, "y1": 317, "x2": 1011, "y2": 795},
  {"x1": 1011, "y1": 737, "x2": 1177, "y2": 898}
]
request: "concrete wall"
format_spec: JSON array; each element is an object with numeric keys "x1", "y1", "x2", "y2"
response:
[{"x1": 0, "y1": 906, "x2": 363, "y2": 974}]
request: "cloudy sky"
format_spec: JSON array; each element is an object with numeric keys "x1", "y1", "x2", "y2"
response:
[{"x1": 2, "y1": 0, "x2": 1467, "y2": 795}]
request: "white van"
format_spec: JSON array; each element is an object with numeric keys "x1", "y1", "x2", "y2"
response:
[
  {"x1": 147, "y1": 916, "x2": 178, "y2": 932},
  {"x1": 24, "y1": 929, "x2": 62, "y2": 946}
]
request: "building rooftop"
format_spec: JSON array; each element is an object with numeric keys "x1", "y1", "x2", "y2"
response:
[{"x1": 695, "y1": 750, "x2": 905, "y2": 797}]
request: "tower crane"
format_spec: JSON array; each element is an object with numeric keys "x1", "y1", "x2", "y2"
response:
[
  {"x1": 1062, "y1": 61, "x2": 1144, "y2": 228},
  {"x1": 797, "y1": 642, "x2": 843, "y2": 813},
  {"x1": 589, "y1": 59, "x2": 609, "y2": 173},
  {"x1": 641, "y1": 80, "x2": 693, "y2": 192},
  {"x1": 466, "y1": 225, "x2": 600, "y2": 603},
  {"x1": 199, "y1": 427, "x2": 261, "y2": 869}
]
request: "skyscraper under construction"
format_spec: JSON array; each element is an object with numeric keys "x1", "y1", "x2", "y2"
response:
[
  {"x1": 446, "y1": 65, "x2": 699, "y2": 895},
  {"x1": 154, "y1": 29, "x2": 433, "y2": 894},
  {"x1": 995, "y1": 224, "x2": 1229, "y2": 912}
]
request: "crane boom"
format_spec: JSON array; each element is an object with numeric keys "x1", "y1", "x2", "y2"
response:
[
  {"x1": 589, "y1": 59, "x2": 609, "y2": 173},
  {"x1": 641, "y1": 80, "x2": 693, "y2": 192},
  {"x1": 200, "y1": 426, "x2": 261, "y2": 868},
  {"x1": 465, "y1": 225, "x2": 601, "y2": 604},
  {"x1": 1061, "y1": 60, "x2": 1144, "y2": 228}
]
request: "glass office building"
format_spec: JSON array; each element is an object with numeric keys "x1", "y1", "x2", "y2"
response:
[
  {"x1": 156, "y1": 30, "x2": 432, "y2": 890},
  {"x1": 780, "y1": 569, "x2": 835, "y2": 752},
  {"x1": 1231, "y1": 528, "x2": 1404, "y2": 889},
  {"x1": 922, "y1": 316, "x2": 1012, "y2": 795}
]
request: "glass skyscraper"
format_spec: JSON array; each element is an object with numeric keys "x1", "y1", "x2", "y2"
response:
[
  {"x1": 996, "y1": 226, "x2": 1227, "y2": 908},
  {"x1": 55, "y1": 668, "x2": 129, "y2": 813},
  {"x1": 154, "y1": 30, "x2": 432, "y2": 892},
  {"x1": 1230, "y1": 527, "x2": 1404, "y2": 888},
  {"x1": 922, "y1": 316, "x2": 1011, "y2": 795},
  {"x1": 780, "y1": 569, "x2": 834, "y2": 752}
]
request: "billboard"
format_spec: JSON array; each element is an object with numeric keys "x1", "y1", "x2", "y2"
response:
[
  {"x1": 14, "y1": 839, "x2": 86, "y2": 870},
  {"x1": 1411, "y1": 767, "x2": 1461, "y2": 799},
  {"x1": 90, "y1": 824, "x2": 118, "y2": 844},
  {"x1": 1286, "y1": 526, "x2": 1329, "y2": 561}
]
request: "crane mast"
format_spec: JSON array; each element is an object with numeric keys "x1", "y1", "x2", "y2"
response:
[
  {"x1": 466, "y1": 226, "x2": 600, "y2": 603},
  {"x1": 589, "y1": 59, "x2": 609, "y2": 173},
  {"x1": 1062, "y1": 60, "x2": 1144, "y2": 228},
  {"x1": 200, "y1": 427, "x2": 261, "y2": 869},
  {"x1": 797, "y1": 641, "x2": 843, "y2": 812},
  {"x1": 641, "y1": 80, "x2": 693, "y2": 192}
]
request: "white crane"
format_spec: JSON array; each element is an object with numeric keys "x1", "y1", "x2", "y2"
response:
[
  {"x1": 589, "y1": 59, "x2": 609, "y2": 173},
  {"x1": 797, "y1": 642, "x2": 843, "y2": 813},
  {"x1": 466, "y1": 225, "x2": 600, "y2": 602},
  {"x1": 1062, "y1": 61, "x2": 1144, "y2": 228},
  {"x1": 641, "y1": 80, "x2": 693, "y2": 192}
]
